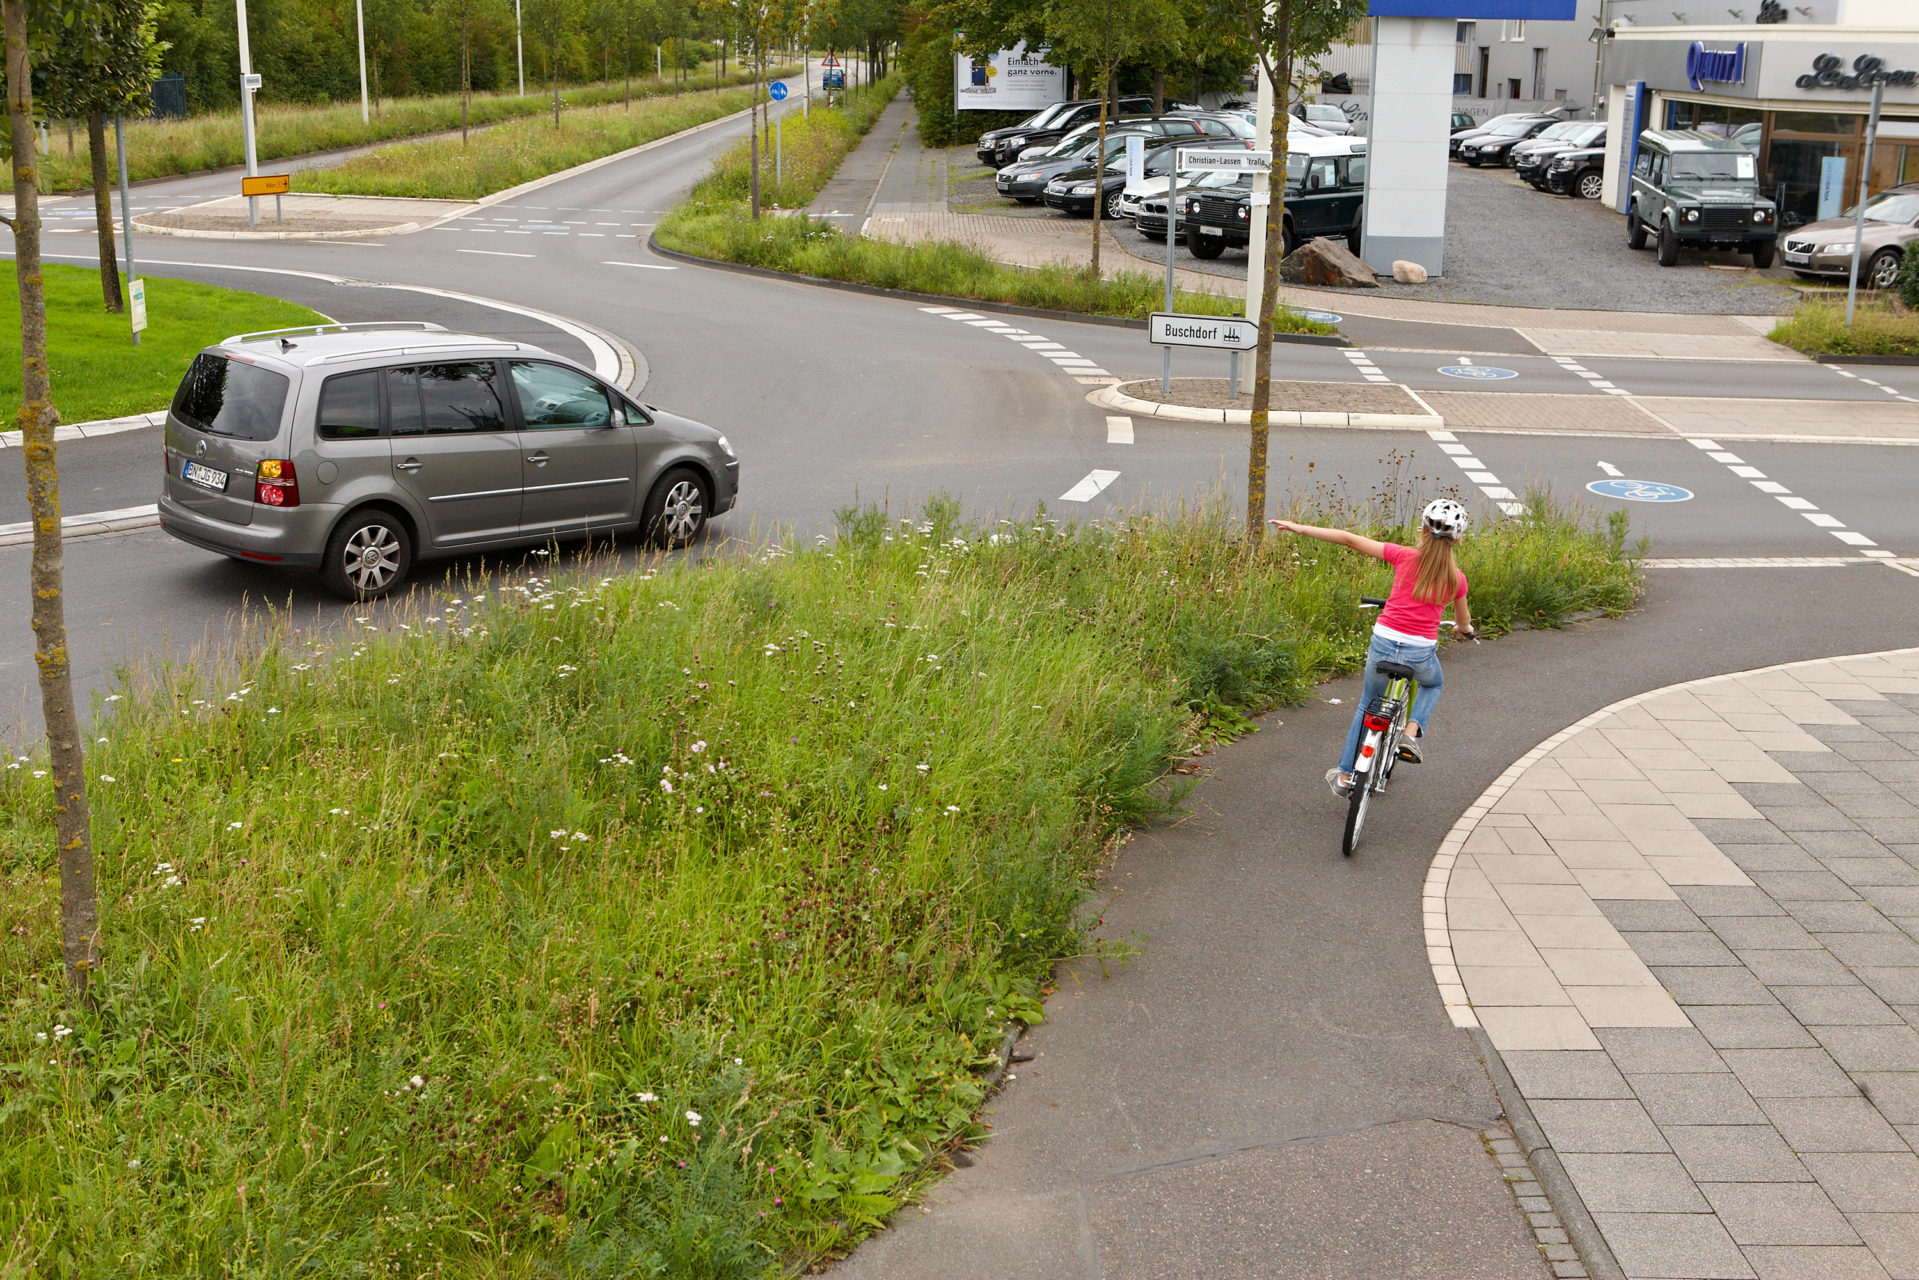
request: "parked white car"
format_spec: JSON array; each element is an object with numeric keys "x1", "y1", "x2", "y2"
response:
[{"x1": 1121, "y1": 134, "x2": 1367, "y2": 238}]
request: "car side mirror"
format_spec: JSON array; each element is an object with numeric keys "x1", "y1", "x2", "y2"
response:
[{"x1": 608, "y1": 405, "x2": 625, "y2": 427}]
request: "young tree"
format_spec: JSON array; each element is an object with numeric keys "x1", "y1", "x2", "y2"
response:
[
  {"x1": 3, "y1": 0, "x2": 103, "y2": 1004},
  {"x1": 32, "y1": 0, "x2": 162, "y2": 311},
  {"x1": 1237, "y1": 0, "x2": 1358, "y2": 539}
]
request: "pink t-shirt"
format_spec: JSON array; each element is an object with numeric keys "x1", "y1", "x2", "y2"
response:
[{"x1": 1376, "y1": 542, "x2": 1467, "y2": 641}]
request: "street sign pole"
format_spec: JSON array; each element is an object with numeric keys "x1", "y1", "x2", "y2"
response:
[
  {"x1": 1163, "y1": 166, "x2": 1180, "y2": 395},
  {"x1": 236, "y1": 0, "x2": 260, "y2": 229},
  {"x1": 1243, "y1": 57, "x2": 1275, "y2": 398},
  {"x1": 355, "y1": 0, "x2": 369, "y2": 125},
  {"x1": 1845, "y1": 81, "x2": 1884, "y2": 329},
  {"x1": 115, "y1": 115, "x2": 139, "y2": 346}
]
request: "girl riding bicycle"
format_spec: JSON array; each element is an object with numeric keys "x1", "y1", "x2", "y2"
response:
[{"x1": 1268, "y1": 499, "x2": 1476, "y2": 798}]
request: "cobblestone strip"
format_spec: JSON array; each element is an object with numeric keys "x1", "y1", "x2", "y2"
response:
[{"x1": 1428, "y1": 647, "x2": 1919, "y2": 1280}]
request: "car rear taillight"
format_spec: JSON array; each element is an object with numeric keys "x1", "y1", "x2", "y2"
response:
[
  {"x1": 254, "y1": 459, "x2": 300, "y2": 507},
  {"x1": 1363, "y1": 713, "x2": 1392, "y2": 732}
]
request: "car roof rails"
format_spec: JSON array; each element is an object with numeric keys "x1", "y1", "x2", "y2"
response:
[{"x1": 221, "y1": 320, "x2": 450, "y2": 346}]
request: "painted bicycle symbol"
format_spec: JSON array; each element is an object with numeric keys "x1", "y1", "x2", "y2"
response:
[
  {"x1": 1437, "y1": 365, "x2": 1518, "y2": 381},
  {"x1": 1586, "y1": 479, "x2": 1695, "y2": 503}
]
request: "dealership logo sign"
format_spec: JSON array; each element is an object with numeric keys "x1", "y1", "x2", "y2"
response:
[
  {"x1": 1797, "y1": 54, "x2": 1918, "y2": 92},
  {"x1": 1686, "y1": 42, "x2": 1747, "y2": 91}
]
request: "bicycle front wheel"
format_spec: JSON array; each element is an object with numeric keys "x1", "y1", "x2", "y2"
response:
[{"x1": 1342, "y1": 766, "x2": 1372, "y2": 857}]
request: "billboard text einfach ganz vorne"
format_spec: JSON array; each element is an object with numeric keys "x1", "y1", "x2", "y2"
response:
[{"x1": 954, "y1": 41, "x2": 1066, "y2": 112}]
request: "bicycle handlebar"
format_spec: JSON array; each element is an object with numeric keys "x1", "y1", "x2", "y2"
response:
[{"x1": 1357, "y1": 597, "x2": 1476, "y2": 641}]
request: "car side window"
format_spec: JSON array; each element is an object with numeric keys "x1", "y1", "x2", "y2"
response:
[
  {"x1": 1634, "y1": 152, "x2": 1652, "y2": 179},
  {"x1": 388, "y1": 362, "x2": 508, "y2": 437},
  {"x1": 317, "y1": 370, "x2": 382, "y2": 440},
  {"x1": 1308, "y1": 158, "x2": 1337, "y2": 190},
  {"x1": 510, "y1": 360, "x2": 613, "y2": 429},
  {"x1": 1344, "y1": 156, "x2": 1367, "y2": 188}
]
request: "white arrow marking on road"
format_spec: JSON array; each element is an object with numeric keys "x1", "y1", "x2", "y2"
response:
[
  {"x1": 1106, "y1": 416, "x2": 1134, "y2": 445},
  {"x1": 1457, "y1": 356, "x2": 1473, "y2": 365},
  {"x1": 1597, "y1": 461, "x2": 1622, "y2": 477},
  {"x1": 605, "y1": 261, "x2": 676, "y2": 270},
  {"x1": 1060, "y1": 470, "x2": 1120, "y2": 503},
  {"x1": 457, "y1": 249, "x2": 535, "y2": 258}
]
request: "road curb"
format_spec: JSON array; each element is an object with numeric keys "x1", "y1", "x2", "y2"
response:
[
  {"x1": 1469, "y1": 1025, "x2": 1627, "y2": 1280},
  {"x1": 1812, "y1": 351, "x2": 1919, "y2": 366},
  {"x1": 0, "y1": 505, "x2": 160, "y2": 549},
  {"x1": 0, "y1": 410, "x2": 163, "y2": 450},
  {"x1": 1088, "y1": 380, "x2": 1444, "y2": 429},
  {"x1": 646, "y1": 234, "x2": 1356, "y2": 342}
]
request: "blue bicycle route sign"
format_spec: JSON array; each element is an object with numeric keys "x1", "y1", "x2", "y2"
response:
[
  {"x1": 769, "y1": 81, "x2": 789, "y2": 100},
  {"x1": 1437, "y1": 365, "x2": 1518, "y2": 381},
  {"x1": 1586, "y1": 479, "x2": 1695, "y2": 503}
]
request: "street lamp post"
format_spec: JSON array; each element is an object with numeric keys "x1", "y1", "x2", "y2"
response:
[
  {"x1": 235, "y1": 0, "x2": 261, "y2": 229},
  {"x1": 356, "y1": 0, "x2": 369, "y2": 123},
  {"x1": 516, "y1": 0, "x2": 525, "y2": 96}
]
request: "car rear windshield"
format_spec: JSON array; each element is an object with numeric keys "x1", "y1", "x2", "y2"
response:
[
  {"x1": 1672, "y1": 152, "x2": 1756, "y2": 181},
  {"x1": 171, "y1": 352, "x2": 290, "y2": 441}
]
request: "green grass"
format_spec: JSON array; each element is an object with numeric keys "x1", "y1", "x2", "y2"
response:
[
  {"x1": 656, "y1": 84, "x2": 1334, "y2": 334},
  {"x1": 0, "y1": 493, "x2": 1640, "y2": 1276},
  {"x1": 36, "y1": 65, "x2": 798, "y2": 195},
  {"x1": 290, "y1": 71, "x2": 797, "y2": 201},
  {"x1": 0, "y1": 264, "x2": 326, "y2": 426},
  {"x1": 1768, "y1": 297, "x2": 1919, "y2": 359}
]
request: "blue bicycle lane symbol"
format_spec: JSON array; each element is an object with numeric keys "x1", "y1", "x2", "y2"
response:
[
  {"x1": 1438, "y1": 365, "x2": 1518, "y2": 381},
  {"x1": 1586, "y1": 479, "x2": 1695, "y2": 503}
]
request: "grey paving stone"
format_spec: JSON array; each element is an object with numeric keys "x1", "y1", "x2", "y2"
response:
[
  {"x1": 1835, "y1": 741, "x2": 1918, "y2": 765},
  {"x1": 1562, "y1": 1152, "x2": 1710, "y2": 1212},
  {"x1": 1698, "y1": 819, "x2": 1796, "y2": 845},
  {"x1": 1831, "y1": 861, "x2": 1919, "y2": 888},
  {"x1": 1760, "y1": 1096, "x2": 1909, "y2": 1153},
  {"x1": 1765, "y1": 807, "x2": 1864, "y2": 834},
  {"x1": 1803, "y1": 1152, "x2": 1919, "y2": 1211},
  {"x1": 1744, "y1": 1245, "x2": 1893, "y2": 1279},
  {"x1": 1775, "y1": 986, "x2": 1904, "y2": 1027},
  {"x1": 1630, "y1": 930, "x2": 1744, "y2": 965},
  {"x1": 1599, "y1": 1026, "x2": 1732, "y2": 1074},
  {"x1": 1723, "y1": 1048, "x2": 1862, "y2": 1098},
  {"x1": 1693, "y1": 1005, "x2": 1822, "y2": 1050},
  {"x1": 1684, "y1": 885, "x2": 1792, "y2": 917},
  {"x1": 1752, "y1": 870, "x2": 1868, "y2": 902},
  {"x1": 1812, "y1": 1025, "x2": 1919, "y2": 1073},
  {"x1": 1590, "y1": 1211, "x2": 1755, "y2": 1279},
  {"x1": 1739, "y1": 782, "x2": 1820, "y2": 806},
  {"x1": 1848, "y1": 1211, "x2": 1919, "y2": 1278},
  {"x1": 1867, "y1": 819, "x2": 1919, "y2": 845},
  {"x1": 1601, "y1": 899, "x2": 1709, "y2": 932},
  {"x1": 1833, "y1": 796, "x2": 1919, "y2": 821},
  {"x1": 1800, "y1": 831, "x2": 1900, "y2": 860},
  {"x1": 1856, "y1": 1075, "x2": 1919, "y2": 1124},
  {"x1": 1803, "y1": 774, "x2": 1904, "y2": 799},
  {"x1": 1740, "y1": 949, "x2": 1859, "y2": 986},
  {"x1": 1790, "y1": 902, "x2": 1903, "y2": 934},
  {"x1": 1865, "y1": 763, "x2": 1919, "y2": 788},
  {"x1": 1861, "y1": 969, "x2": 1919, "y2": 1006},
  {"x1": 1503, "y1": 1050, "x2": 1635, "y2": 1100},
  {"x1": 1631, "y1": 1071, "x2": 1769, "y2": 1125},
  {"x1": 1778, "y1": 751, "x2": 1868, "y2": 774},
  {"x1": 1702, "y1": 1181, "x2": 1862, "y2": 1246},
  {"x1": 1814, "y1": 725, "x2": 1895, "y2": 743},
  {"x1": 1713, "y1": 916, "x2": 1824, "y2": 950},
  {"x1": 1824, "y1": 933, "x2": 1919, "y2": 968},
  {"x1": 1728, "y1": 844, "x2": 1830, "y2": 873},
  {"x1": 1899, "y1": 1006, "x2": 1919, "y2": 1034},
  {"x1": 1865, "y1": 887, "x2": 1919, "y2": 917},
  {"x1": 1656, "y1": 965, "x2": 1785, "y2": 1006},
  {"x1": 1668, "y1": 1124, "x2": 1815, "y2": 1182},
  {"x1": 1531, "y1": 1099, "x2": 1671, "y2": 1153}
]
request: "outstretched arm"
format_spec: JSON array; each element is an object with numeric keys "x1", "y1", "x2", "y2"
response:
[{"x1": 1268, "y1": 519, "x2": 1387, "y2": 560}]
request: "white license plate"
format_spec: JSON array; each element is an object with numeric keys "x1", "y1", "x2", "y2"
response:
[
  {"x1": 1783, "y1": 251, "x2": 1810, "y2": 264},
  {"x1": 181, "y1": 459, "x2": 228, "y2": 492},
  {"x1": 1199, "y1": 225, "x2": 1223, "y2": 237}
]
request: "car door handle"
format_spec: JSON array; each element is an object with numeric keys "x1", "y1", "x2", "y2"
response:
[
  {"x1": 396, "y1": 458, "x2": 423, "y2": 473},
  {"x1": 525, "y1": 451, "x2": 550, "y2": 467}
]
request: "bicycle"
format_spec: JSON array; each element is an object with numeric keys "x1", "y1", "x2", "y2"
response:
[{"x1": 1340, "y1": 597, "x2": 1467, "y2": 857}]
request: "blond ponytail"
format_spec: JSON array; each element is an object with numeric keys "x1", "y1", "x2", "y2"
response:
[{"x1": 1413, "y1": 527, "x2": 1460, "y2": 606}]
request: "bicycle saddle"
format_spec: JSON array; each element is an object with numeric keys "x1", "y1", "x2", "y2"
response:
[{"x1": 1374, "y1": 661, "x2": 1419, "y2": 680}]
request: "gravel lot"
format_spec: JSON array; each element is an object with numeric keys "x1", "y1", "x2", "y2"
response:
[{"x1": 947, "y1": 144, "x2": 1803, "y2": 315}]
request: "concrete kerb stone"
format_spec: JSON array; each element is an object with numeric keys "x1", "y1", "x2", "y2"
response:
[
  {"x1": 1087, "y1": 380, "x2": 1445, "y2": 430},
  {"x1": 0, "y1": 410, "x2": 163, "y2": 450}
]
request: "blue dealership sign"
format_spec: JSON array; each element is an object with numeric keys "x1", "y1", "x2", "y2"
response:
[
  {"x1": 1686, "y1": 42, "x2": 1748, "y2": 91},
  {"x1": 1367, "y1": 0, "x2": 1574, "y2": 17},
  {"x1": 1586, "y1": 479, "x2": 1694, "y2": 503}
]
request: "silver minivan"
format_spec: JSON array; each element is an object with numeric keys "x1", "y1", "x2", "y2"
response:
[{"x1": 158, "y1": 322, "x2": 740, "y2": 599}]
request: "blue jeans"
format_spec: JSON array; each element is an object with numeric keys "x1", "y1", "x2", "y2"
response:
[{"x1": 1338, "y1": 634, "x2": 1445, "y2": 775}]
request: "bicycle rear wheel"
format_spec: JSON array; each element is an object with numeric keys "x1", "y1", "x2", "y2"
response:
[{"x1": 1342, "y1": 765, "x2": 1372, "y2": 857}]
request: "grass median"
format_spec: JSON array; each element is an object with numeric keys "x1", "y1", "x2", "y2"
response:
[
  {"x1": 656, "y1": 85, "x2": 1333, "y2": 333},
  {"x1": 1, "y1": 265, "x2": 324, "y2": 426},
  {"x1": 291, "y1": 70, "x2": 798, "y2": 202},
  {"x1": 1768, "y1": 297, "x2": 1919, "y2": 359},
  {"x1": 38, "y1": 67, "x2": 797, "y2": 194},
  {"x1": 0, "y1": 492, "x2": 1640, "y2": 1275}
]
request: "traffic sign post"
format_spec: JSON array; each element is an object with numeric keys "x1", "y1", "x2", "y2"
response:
[
  {"x1": 768, "y1": 82, "x2": 787, "y2": 193},
  {"x1": 1174, "y1": 149, "x2": 1272, "y2": 397},
  {"x1": 128, "y1": 279, "x2": 148, "y2": 340}
]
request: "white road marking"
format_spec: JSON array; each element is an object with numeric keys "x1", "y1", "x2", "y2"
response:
[
  {"x1": 458, "y1": 249, "x2": 535, "y2": 258},
  {"x1": 1683, "y1": 436, "x2": 1895, "y2": 559},
  {"x1": 1777, "y1": 496, "x2": 1817, "y2": 511},
  {"x1": 1597, "y1": 461, "x2": 1623, "y2": 477},
  {"x1": 604, "y1": 261, "x2": 676, "y2": 270},
  {"x1": 1060, "y1": 469, "x2": 1120, "y2": 503},
  {"x1": 1426, "y1": 429, "x2": 1525, "y2": 517},
  {"x1": 1107, "y1": 416, "x2": 1134, "y2": 444}
]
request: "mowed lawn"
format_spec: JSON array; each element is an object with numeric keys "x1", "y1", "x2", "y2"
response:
[{"x1": 0, "y1": 264, "x2": 325, "y2": 427}]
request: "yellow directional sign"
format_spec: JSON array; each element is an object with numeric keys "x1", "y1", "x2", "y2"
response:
[{"x1": 241, "y1": 173, "x2": 290, "y2": 197}]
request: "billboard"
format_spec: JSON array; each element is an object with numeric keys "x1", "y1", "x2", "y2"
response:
[{"x1": 954, "y1": 41, "x2": 1066, "y2": 112}]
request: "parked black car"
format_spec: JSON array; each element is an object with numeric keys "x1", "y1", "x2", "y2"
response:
[
  {"x1": 1450, "y1": 112, "x2": 1552, "y2": 157},
  {"x1": 1512, "y1": 121, "x2": 1607, "y2": 186},
  {"x1": 1451, "y1": 111, "x2": 1477, "y2": 135},
  {"x1": 1044, "y1": 139, "x2": 1191, "y2": 218},
  {"x1": 996, "y1": 126, "x2": 1197, "y2": 203},
  {"x1": 977, "y1": 96, "x2": 1154, "y2": 167},
  {"x1": 1456, "y1": 115, "x2": 1560, "y2": 167},
  {"x1": 1014, "y1": 112, "x2": 1228, "y2": 163},
  {"x1": 977, "y1": 102, "x2": 1079, "y2": 169},
  {"x1": 1544, "y1": 146, "x2": 1606, "y2": 199},
  {"x1": 1181, "y1": 140, "x2": 1367, "y2": 260}
]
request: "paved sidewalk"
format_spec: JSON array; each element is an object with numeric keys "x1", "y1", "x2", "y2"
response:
[{"x1": 1435, "y1": 648, "x2": 1919, "y2": 1280}]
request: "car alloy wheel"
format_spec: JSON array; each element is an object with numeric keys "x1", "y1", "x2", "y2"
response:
[
  {"x1": 1576, "y1": 171, "x2": 1604, "y2": 200},
  {"x1": 343, "y1": 524, "x2": 403, "y2": 594},
  {"x1": 320, "y1": 509, "x2": 412, "y2": 601},
  {"x1": 660, "y1": 478, "x2": 704, "y2": 543},
  {"x1": 1868, "y1": 249, "x2": 1903, "y2": 290},
  {"x1": 1105, "y1": 190, "x2": 1125, "y2": 219}
]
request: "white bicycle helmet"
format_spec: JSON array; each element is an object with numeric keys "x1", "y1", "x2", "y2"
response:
[{"x1": 1421, "y1": 497, "x2": 1469, "y2": 540}]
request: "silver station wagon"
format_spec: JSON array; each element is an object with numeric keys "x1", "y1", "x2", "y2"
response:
[{"x1": 158, "y1": 323, "x2": 739, "y2": 599}]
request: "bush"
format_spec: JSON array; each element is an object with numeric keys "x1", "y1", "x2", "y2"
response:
[
  {"x1": 1767, "y1": 296, "x2": 1919, "y2": 359},
  {"x1": 1899, "y1": 240, "x2": 1919, "y2": 311}
]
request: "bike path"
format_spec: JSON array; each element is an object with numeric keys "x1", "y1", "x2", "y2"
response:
[
  {"x1": 1439, "y1": 647, "x2": 1919, "y2": 1280},
  {"x1": 833, "y1": 567, "x2": 1919, "y2": 1277}
]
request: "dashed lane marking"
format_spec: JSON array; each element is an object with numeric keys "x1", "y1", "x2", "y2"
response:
[
  {"x1": 1106, "y1": 416, "x2": 1134, "y2": 444},
  {"x1": 921, "y1": 306, "x2": 1110, "y2": 378},
  {"x1": 1342, "y1": 349, "x2": 1391, "y2": 385},
  {"x1": 1060, "y1": 469, "x2": 1120, "y2": 503},
  {"x1": 1427, "y1": 429, "x2": 1524, "y2": 516},
  {"x1": 1685, "y1": 436, "x2": 1911, "y2": 572},
  {"x1": 457, "y1": 248, "x2": 534, "y2": 258},
  {"x1": 604, "y1": 261, "x2": 676, "y2": 270},
  {"x1": 1826, "y1": 361, "x2": 1919, "y2": 404}
]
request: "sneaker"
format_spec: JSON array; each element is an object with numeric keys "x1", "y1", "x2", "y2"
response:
[
  {"x1": 1325, "y1": 766, "x2": 1354, "y2": 798},
  {"x1": 1397, "y1": 737, "x2": 1423, "y2": 764}
]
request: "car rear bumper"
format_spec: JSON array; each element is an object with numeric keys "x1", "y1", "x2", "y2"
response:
[{"x1": 158, "y1": 492, "x2": 326, "y2": 567}]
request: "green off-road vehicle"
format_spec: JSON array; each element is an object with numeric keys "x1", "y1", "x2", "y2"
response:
[{"x1": 1626, "y1": 130, "x2": 1778, "y2": 268}]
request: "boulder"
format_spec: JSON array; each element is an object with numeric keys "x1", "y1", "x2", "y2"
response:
[
  {"x1": 1278, "y1": 238, "x2": 1379, "y2": 289},
  {"x1": 1392, "y1": 259, "x2": 1429, "y2": 284}
]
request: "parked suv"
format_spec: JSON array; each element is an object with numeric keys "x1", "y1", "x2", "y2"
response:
[
  {"x1": 977, "y1": 96, "x2": 1153, "y2": 167},
  {"x1": 1513, "y1": 121, "x2": 1607, "y2": 186},
  {"x1": 1626, "y1": 130, "x2": 1778, "y2": 268},
  {"x1": 1544, "y1": 145, "x2": 1606, "y2": 200},
  {"x1": 158, "y1": 323, "x2": 740, "y2": 600},
  {"x1": 1181, "y1": 136, "x2": 1367, "y2": 260}
]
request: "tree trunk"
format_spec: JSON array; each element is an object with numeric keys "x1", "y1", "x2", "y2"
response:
[
  {"x1": 749, "y1": 35, "x2": 760, "y2": 220},
  {"x1": 1153, "y1": 69, "x2": 1164, "y2": 115},
  {"x1": 1246, "y1": 2, "x2": 1293, "y2": 541},
  {"x1": 1090, "y1": 87, "x2": 1108, "y2": 280},
  {"x1": 461, "y1": 20, "x2": 471, "y2": 143},
  {"x1": 623, "y1": 0, "x2": 630, "y2": 109},
  {"x1": 551, "y1": 41, "x2": 561, "y2": 129},
  {"x1": 87, "y1": 115, "x2": 122, "y2": 312},
  {"x1": 4, "y1": 0, "x2": 99, "y2": 1005}
]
